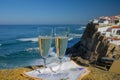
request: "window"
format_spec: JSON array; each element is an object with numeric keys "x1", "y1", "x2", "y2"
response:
[{"x1": 116, "y1": 30, "x2": 120, "y2": 35}]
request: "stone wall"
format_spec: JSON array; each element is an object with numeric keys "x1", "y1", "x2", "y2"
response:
[{"x1": 66, "y1": 22, "x2": 120, "y2": 63}]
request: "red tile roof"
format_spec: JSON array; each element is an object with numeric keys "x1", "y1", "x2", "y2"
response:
[{"x1": 112, "y1": 26, "x2": 120, "y2": 28}]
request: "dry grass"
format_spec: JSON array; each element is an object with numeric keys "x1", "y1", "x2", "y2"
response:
[
  {"x1": 81, "y1": 66, "x2": 120, "y2": 80},
  {"x1": 0, "y1": 67, "x2": 32, "y2": 80},
  {"x1": 0, "y1": 66, "x2": 120, "y2": 80}
]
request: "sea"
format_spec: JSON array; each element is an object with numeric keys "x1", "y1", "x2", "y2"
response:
[{"x1": 0, "y1": 25, "x2": 86, "y2": 69}]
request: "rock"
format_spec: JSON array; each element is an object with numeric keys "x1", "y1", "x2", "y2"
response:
[
  {"x1": 71, "y1": 56, "x2": 89, "y2": 66},
  {"x1": 66, "y1": 22, "x2": 120, "y2": 63},
  {"x1": 77, "y1": 57, "x2": 89, "y2": 65}
]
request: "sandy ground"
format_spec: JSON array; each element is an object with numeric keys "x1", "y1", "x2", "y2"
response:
[
  {"x1": 81, "y1": 66, "x2": 120, "y2": 80},
  {"x1": 0, "y1": 65, "x2": 120, "y2": 80}
]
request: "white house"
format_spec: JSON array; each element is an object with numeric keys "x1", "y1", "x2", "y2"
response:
[
  {"x1": 111, "y1": 26, "x2": 120, "y2": 37},
  {"x1": 93, "y1": 19, "x2": 99, "y2": 24},
  {"x1": 98, "y1": 26, "x2": 120, "y2": 45}
]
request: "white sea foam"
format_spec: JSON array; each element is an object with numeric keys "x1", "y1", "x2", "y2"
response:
[
  {"x1": 25, "y1": 47, "x2": 56, "y2": 57},
  {"x1": 68, "y1": 37, "x2": 73, "y2": 41},
  {"x1": 82, "y1": 26, "x2": 86, "y2": 29},
  {"x1": 25, "y1": 47, "x2": 57, "y2": 65},
  {"x1": 49, "y1": 47, "x2": 56, "y2": 57},
  {"x1": 77, "y1": 28, "x2": 83, "y2": 30},
  {"x1": 17, "y1": 37, "x2": 38, "y2": 42},
  {"x1": 74, "y1": 34, "x2": 82, "y2": 37},
  {"x1": 69, "y1": 33, "x2": 82, "y2": 38},
  {"x1": 77, "y1": 26, "x2": 86, "y2": 30},
  {"x1": 25, "y1": 47, "x2": 39, "y2": 52},
  {"x1": 18, "y1": 36, "x2": 75, "y2": 42}
]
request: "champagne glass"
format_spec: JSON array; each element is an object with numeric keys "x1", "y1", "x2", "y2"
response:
[
  {"x1": 38, "y1": 27, "x2": 52, "y2": 68},
  {"x1": 54, "y1": 27, "x2": 69, "y2": 64}
]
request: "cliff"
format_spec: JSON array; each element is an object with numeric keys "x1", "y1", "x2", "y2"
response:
[{"x1": 66, "y1": 22, "x2": 120, "y2": 63}]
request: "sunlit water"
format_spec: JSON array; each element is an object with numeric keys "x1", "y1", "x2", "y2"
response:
[{"x1": 0, "y1": 25, "x2": 86, "y2": 69}]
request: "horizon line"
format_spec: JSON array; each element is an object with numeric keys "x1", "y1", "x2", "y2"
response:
[{"x1": 0, "y1": 23, "x2": 86, "y2": 25}]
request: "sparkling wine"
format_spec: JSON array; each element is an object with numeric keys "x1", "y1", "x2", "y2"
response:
[
  {"x1": 55, "y1": 37, "x2": 68, "y2": 58},
  {"x1": 38, "y1": 37, "x2": 52, "y2": 58}
]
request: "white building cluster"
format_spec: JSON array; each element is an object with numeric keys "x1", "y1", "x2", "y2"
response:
[
  {"x1": 92, "y1": 15, "x2": 120, "y2": 46},
  {"x1": 92, "y1": 15, "x2": 120, "y2": 26}
]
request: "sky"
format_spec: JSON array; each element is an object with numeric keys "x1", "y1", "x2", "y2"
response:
[{"x1": 0, "y1": 0, "x2": 120, "y2": 25}]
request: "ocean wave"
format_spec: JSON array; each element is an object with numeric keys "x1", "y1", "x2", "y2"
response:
[
  {"x1": 3, "y1": 50, "x2": 40, "y2": 58},
  {"x1": 18, "y1": 37, "x2": 74, "y2": 42},
  {"x1": 82, "y1": 26, "x2": 86, "y2": 29},
  {"x1": 69, "y1": 33, "x2": 82, "y2": 38},
  {"x1": 77, "y1": 26, "x2": 86, "y2": 30},
  {"x1": 25, "y1": 47, "x2": 56, "y2": 57},
  {"x1": 0, "y1": 46, "x2": 56, "y2": 59},
  {"x1": 0, "y1": 43, "x2": 2, "y2": 46},
  {"x1": 49, "y1": 47, "x2": 56, "y2": 57},
  {"x1": 1, "y1": 43, "x2": 16, "y2": 47},
  {"x1": 0, "y1": 55, "x2": 7, "y2": 59},
  {"x1": 17, "y1": 37, "x2": 38, "y2": 42},
  {"x1": 0, "y1": 41, "x2": 24, "y2": 47},
  {"x1": 68, "y1": 37, "x2": 73, "y2": 41},
  {"x1": 0, "y1": 47, "x2": 68, "y2": 68},
  {"x1": 25, "y1": 47, "x2": 39, "y2": 52}
]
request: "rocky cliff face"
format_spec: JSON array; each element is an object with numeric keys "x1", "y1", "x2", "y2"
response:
[{"x1": 66, "y1": 22, "x2": 120, "y2": 63}]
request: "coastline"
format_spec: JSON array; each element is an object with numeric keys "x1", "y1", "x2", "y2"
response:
[{"x1": 0, "y1": 16, "x2": 120, "y2": 79}]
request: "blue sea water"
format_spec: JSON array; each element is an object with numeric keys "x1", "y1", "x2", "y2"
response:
[{"x1": 0, "y1": 25, "x2": 86, "y2": 69}]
